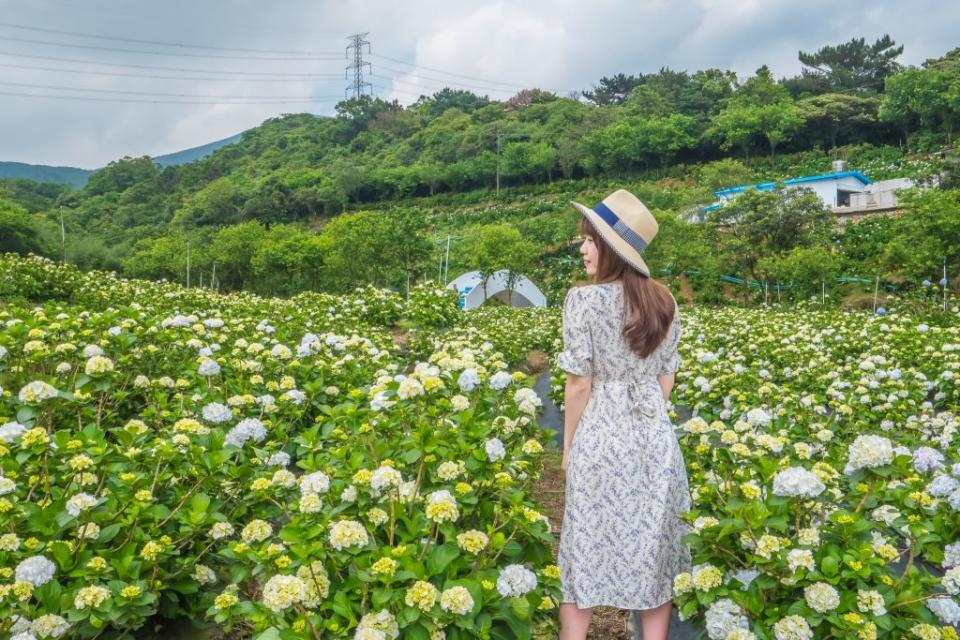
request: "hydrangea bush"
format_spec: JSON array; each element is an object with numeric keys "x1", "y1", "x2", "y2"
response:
[{"x1": 0, "y1": 255, "x2": 560, "y2": 640}]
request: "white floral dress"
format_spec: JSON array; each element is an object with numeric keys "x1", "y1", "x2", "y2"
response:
[{"x1": 557, "y1": 281, "x2": 692, "y2": 609}]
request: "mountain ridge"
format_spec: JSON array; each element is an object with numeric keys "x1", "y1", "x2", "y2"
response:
[{"x1": 0, "y1": 131, "x2": 246, "y2": 188}]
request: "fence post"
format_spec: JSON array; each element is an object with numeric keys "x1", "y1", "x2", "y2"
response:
[{"x1": 872, "y1": 275, "x2": 880, "y2": 313}]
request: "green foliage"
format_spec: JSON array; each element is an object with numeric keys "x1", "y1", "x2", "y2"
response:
[
  {"x1": 708, "y1": 187, "x2": 833, "y2": 288},
  {"x1": 460, "y1": 224, "x2": 540, "y2": 300},
  {"x1": 0, "y1": 199, "x2": 56, "y2": 256},
  {"x1": 798, "y1": 34, "x2": 904, "y2": 94}
]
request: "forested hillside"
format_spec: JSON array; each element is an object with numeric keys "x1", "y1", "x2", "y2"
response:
[{"x1": 2, "y1": 36, "x2": 959, "y2": 305}]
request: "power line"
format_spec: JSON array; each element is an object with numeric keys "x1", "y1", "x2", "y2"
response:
[
  {"x1": 374, "y1": 65, "x2": 519, "y2": 96},
  {"x1": 0, "y1": 34, "x2": 342, "y2": 61},
  {"x1": 0, "y1": 20, "x2": 342, "y2": 56},
  {"x1": 371, "y1": 52, "x2": 580, "y2": 93},
  {"x1": 0, "y1": 79, "x2": 342, "y2": 101},
  {"x1": 0, "y1": 89, "x2": 341, "y2": 105},
  {"x1": 345, "y1": 32, "x2": 372, "y2": 99},
  {"x1": 0, "y1": 50, "x2": 343, "y2": 77},
  {"x1": 0, "y1": 60, "x2": 343, "y2": 83}
]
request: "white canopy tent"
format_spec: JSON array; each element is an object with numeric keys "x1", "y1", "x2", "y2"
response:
[{"x1": 446, "y1": 270, "x2": 548, "y2": 311}]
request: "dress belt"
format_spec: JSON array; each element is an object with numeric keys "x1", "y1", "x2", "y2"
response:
[{"x1": 591, "y1": 378, "x2": 665, "y2": 419}]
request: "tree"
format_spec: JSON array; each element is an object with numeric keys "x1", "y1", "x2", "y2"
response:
[
  {"x1": 208, "y1": 221, "x2": 268, "y2": 291},
  {"x1": 505, "y1": 89, "x2": 556, "y2": 111},
  {"x1": 316, "y1": 210, "x2": 431, "y2": 292},
  {"x1": 797, "y1": 93, "x2": 879, "y2": 148},
  {"x1": 798, "y1": 35, "x2": 903, "y2": 94},
  {"x1": 461, "y1": 224, "x2": 540, "y2": 304},
  {"x1": 887, "y1": 188, "x2": 960, "y2": 279},
  {"x1": 501, "y1": 141, "x2": 557, "y2": 182},
  {"x1": 710, "y1": 67, "x2": 804, "y2": 158},
  {"x1": 419, "y1": 88, "x2": 491, "y2": 116},
  {"x1": 85, "y1": 156, "x2": 160, "y2": 196},
  {"x1": 173, "y1": 177, "x2": 244, "y2": 227},
  {"x1": 250, "y1": 224, "x2": 326, "y2": 295},
  {"x1": 582, "y1": 73, "x2": 644, "y2": 106},
  {"x1": 635, "y1": 114, "x2": 696, "y2": 168},
  {"x1": 881, "y1": 65, "x2": 960, "y2": 147},
  {"x1": 708, "y1": 187, "x2": 833, "y2": 294},
  {"x1": 757, "y1": 246, "x2": 839, "y2": 299},
  {"x1": 0, "y1": 199, "x2": 53, "y2": 256}
]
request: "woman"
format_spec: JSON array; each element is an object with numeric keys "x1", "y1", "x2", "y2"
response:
[{"x1": 557, "y1": 189, "x2": 691, "y2": 640}]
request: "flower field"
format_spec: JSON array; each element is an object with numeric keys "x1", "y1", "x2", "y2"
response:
[
  {"x1": 0, "y1": 255, "x2": 561, "y2": 640},
  {"x1": 550, "y1": 301, "x2": 960, "y2": 639},
  {"x1": 4, "y1": 252, "x2": 960, "y2": 640}
]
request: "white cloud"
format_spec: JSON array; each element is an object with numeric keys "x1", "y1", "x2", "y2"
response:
[{"x1": 0, "y1": 0, "x2": 957, "y2": 167}]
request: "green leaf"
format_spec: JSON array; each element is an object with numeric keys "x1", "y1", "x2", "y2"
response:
[
  {"x1": 509, "y1": 595, "x2": 531, "y2": 621},
  {"x1": 254, "y1": 628, "x2": 281, "y2": 640},
  {"x1": 821, "y1": 556, "x2": 839, "y2": 576},
  {"x1": 426, "y1": 542, "x2": 459, "y2": 576}
]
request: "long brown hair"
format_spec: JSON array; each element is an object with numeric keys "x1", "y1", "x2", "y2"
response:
[{"x1": 579, "y1": 217, "x2": 675, "y2": 358}]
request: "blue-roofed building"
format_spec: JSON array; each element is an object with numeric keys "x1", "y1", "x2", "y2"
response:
[{"x1": 696, "y1": 162, "x2": 920, "y2": 222}]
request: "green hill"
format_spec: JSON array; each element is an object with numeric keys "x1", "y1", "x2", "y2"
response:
[
  {"x1": 0, "y1": 161, "x2": 91, "y2": 189},
  {"x1": 1, "y1": 37, "x2": 958, "y2": 304}
]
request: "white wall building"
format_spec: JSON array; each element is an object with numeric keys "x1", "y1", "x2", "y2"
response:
[{"x1": 700, "y1": 162, "x2": 918, "y2": 222}]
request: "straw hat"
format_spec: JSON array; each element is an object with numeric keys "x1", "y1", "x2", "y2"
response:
[{"x1": 571, "y1": 189, "x2": 658, "y2": 277}]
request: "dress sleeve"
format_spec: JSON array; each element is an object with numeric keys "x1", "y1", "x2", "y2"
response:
[
  {"x1": 656, "y1": 302, "x2": 682, "y2": 376},
  {"x1": 557, "y1": 288, "x2": 593, "y2": 377}
]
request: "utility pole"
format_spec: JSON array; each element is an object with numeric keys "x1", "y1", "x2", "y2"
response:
[
  {"x1": 345, "y1": 33, "x2": 372, "y2": 99},
  {"x1": 58, "y1": 206, "x2": 66, "y2": 265},
  {"x1": 443, "y1": 234, "x2": 451, "y2": 284},
  {"x1": 186, "y1": 239, "x2": 191, "y2": 288},
  {"x1": 495, "y1": 125, "x2": 501, "y2": 198}
]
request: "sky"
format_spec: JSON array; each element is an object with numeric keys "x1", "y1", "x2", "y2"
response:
[{"x1": 0, "y1": 0, "x2": 957, "y2": 168}]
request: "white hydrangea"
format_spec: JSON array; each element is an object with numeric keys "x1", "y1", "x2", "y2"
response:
[
  {"x1": 704, "y1": 598, "x2": 749, "y2": 640},
  {"x1": 354, "y1": 609, "x2": 399, "y2": 639},
  {"x1": 65, "y1": 492, "x2": 97, "y2": 517},
  {"x1": 943, "y1": 541, "x2": 960, "y2": 568},
  {"x1": 485, "y1": 438, "x2": 506, "y2": 463},
  {"x1": 942, "y1": 566, "x2": 960, "y2": 594},
  {"x1": 928, "y1": 474, "x2": 960, "y2": 498},
  {"x1": 804, "y1": 582, "x2": 840, "y2": 613},
  {"x1": 299, "y1": 471, "x2": 330, "y2": 496},
  {"x1": 745, "y1": 408, "x2": 772, "y2": 427},
  {"x1": 224, "y1": 417, "x2": 267, "y2": 448},
  {"x1": 396, "y1": 377, "x2": 425, "y2": 400},
  {"x1": 843, "y1": 435, "x2": 894, "y2": 474},
  {"x1": 495, "y1": 564, "x2": 537, "y2": 597},
  {"x1": 488, "y1": 371, "x2": 513, "y2": 390},
  {"x1": 15, "y1": 555, "x2": 56, "y2": 587},
  {"x1": 198, "y1": 358, "x2": 221, "y2": 376},
  {"x1": 457, "y1": 368, "x2": 480, "y2": 392},
  {"x1": 786, "y1": 549, "x2": 815, "y2": 572},
  {"x1": 928, "y1": 597, "x2": 960, "y2": 626},
  {"x1": 0, "y1": 421, "x2": 27, "y2": 443},
  {"x1": 773, "y1": 615, "x2": 813, "y2": 640},
  {"x1": 261, "y1": 574, "x2": 306, "y2": 612},
  {"x1": 18, "y1": 380, "x2": 58, "y2": 403},
  {"x1": 370, "y1": 466, "x2": 402, "y2": 493},
  {"x1": 265, "y1": 451, "x2": 291, "y2": 467},
  {"x1": 514, "y1": 387, "x2": 542, "y2": 414},
  {"x1": 772, "y1": 467, "x2": 825, "y2": 498},
  {"x1": 912, "y1": 447, "x2": 945, "y2": 473},
  {"x1": 31, "y1": 614, "x2": 69, "y2": 638}
]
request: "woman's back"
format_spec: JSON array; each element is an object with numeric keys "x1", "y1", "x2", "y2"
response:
[{"x1": 560, "y1": 281, "x2": 681, "y2": 384}]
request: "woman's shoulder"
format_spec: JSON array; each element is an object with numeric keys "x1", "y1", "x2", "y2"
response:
[{"x1": 564, "y1": 283, "x2": 614, "y2": 306}]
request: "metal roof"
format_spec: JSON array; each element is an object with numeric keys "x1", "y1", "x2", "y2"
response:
[{"x1": 714, "y1": 170, "x2": 872, "y2": 196}]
